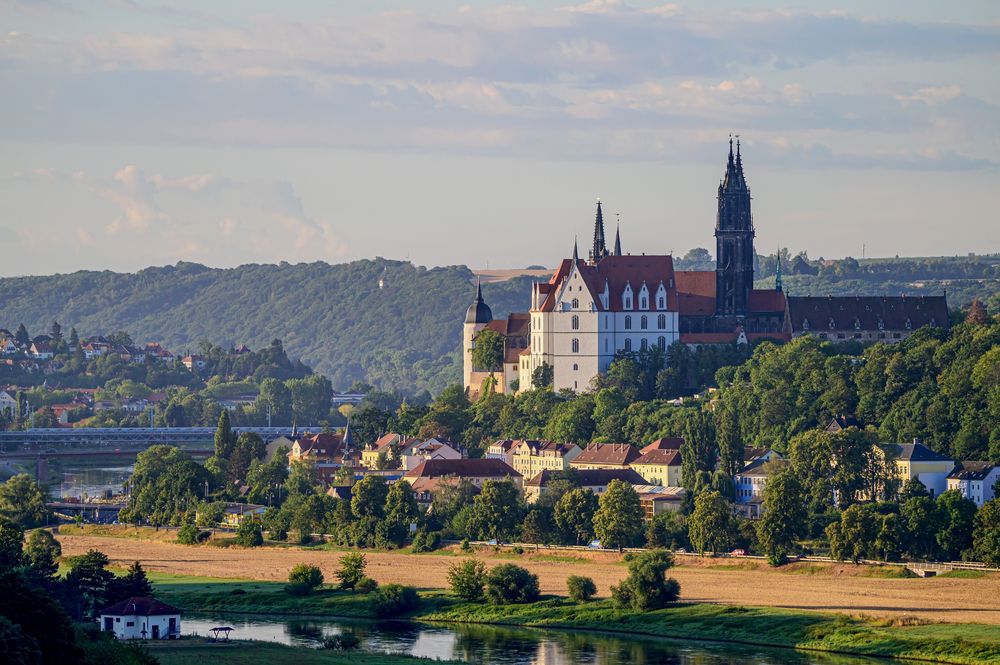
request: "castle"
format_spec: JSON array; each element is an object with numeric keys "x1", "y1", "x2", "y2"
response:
[{"x1": 464, "y1": 140, "x2": 948, "y2": 395}]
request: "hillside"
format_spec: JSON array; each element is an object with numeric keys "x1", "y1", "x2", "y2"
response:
[
  {"x1": 0, "y1": 260, "x2": 530, "y2": 395},
  {"x1": 1, "y1": 255, "x2": 997, "y2": 396}
]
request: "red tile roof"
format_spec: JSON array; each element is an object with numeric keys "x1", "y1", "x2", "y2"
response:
[
  {"x1": 405, "y1": 458, "x2": 521, "y2": 479},
  {"x1": 572, "y1": 442, "x2": 641, "y2": 466},
  {"x1": 633, "y1": 449, "x2": 682, "y2": 466},
  {"x1": 100, "y1": 597, "x2": 180, "y2": 616},
  {"x1": 539, "y1": 256, "x2": 679, "y2": 313},
  {"x1": 641, "y1": 437, "x2": 684, "y2": 452}
]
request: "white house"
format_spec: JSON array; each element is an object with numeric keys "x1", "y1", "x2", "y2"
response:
[
  {"x1": 99, "y1": 597, "x2": 181, "y2": 640},
  {"x1": 400, "y1": 437, "x2": 463, "y2": 471},
  {"x1": 947, "y1": 462, "x2": 1000, "y2": 508},
  {"x1": 0, "y1": 391, "x2": 17, "y2": 417}
]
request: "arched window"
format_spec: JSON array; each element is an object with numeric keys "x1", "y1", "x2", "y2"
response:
[
  {"x1": 624, "y1": 315, "x2": 632, "y2": 330},
  {"x1": 571, "y1": 338, "x2": 579, "y2": 353},
  {"x1": 658, "y1": 336, "x2": 666, "y2": 351},
  {"x1": 640, "y1": 297, "x2": 647, "y2": 309},
  {"x1": 641, "y1": 338, "x2": 648, "y2": 351},
  {"x1": 572, "y1": 363, "x2": 578, "y2": 371},
  {"x1": 624, "y1": 297, "x2": 632, "y2": 309},
  {"x1": 571, "y1": 315, "x2": 579, "y2": 330},
  {"x1": 640, "y1": 315, "x2": 648, "y2": 330},
  {"x1": 571, "y1": 298, "x2": 579, "y2": 309},
  {"x1": 658, "y1": 314, "x2": 666, "y2": 329},
  {"x1": 658, "y1": 297, "x2": 665, "y2": 309},
  {"x1": 624, "y1": 339, "x2": 632, "y2": 352}
]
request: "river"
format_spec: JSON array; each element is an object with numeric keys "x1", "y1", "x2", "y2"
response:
[
  {"x1": 183, "y1": 614, "x2": 882, "y2": 665},
  {"x1": 54, "y1": 463, "x2": 132, "y2": 499}
]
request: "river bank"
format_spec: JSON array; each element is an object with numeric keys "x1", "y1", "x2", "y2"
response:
[
  {"x1": 152, "y1": 573, "x2": 1000, "y2": 664},
  {"x1": 146, "y1": 640, "x2": 464, "y2": 665}
]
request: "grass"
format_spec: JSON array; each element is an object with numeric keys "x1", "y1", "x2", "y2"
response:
[
  {"x1": 145, "y1": 639, "x2": 462, "y2": 665},
  {"x1": 152, "y1": 573, "x2": 1000, "y2": 664},
  {"x1": 938, "y1": 570, "x2": 989, "y2": 579},
  {"x1": 58, "y1": 524, "x2": 174, "y2": 540}
]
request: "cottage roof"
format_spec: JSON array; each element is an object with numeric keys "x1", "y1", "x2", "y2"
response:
[
  {"x1": 737, "y1": 458, "x2": 790, "y2": 477},
  {"x1": 572, "y1": 442, "x2": 641, "y2": 466},
  {"x1": 891, "y1": 441, "x2": 952, "y2": 462},
  {"x1": 948, "y1": 461, "x2": 996, "y2": 481},
  {"x1": 100, "y1": 597, "x2": 180, "y2": 616},
  {"x1": 633, "y1": 449, "x2": 682, "y2": 467},
  {"x1": 539, "y1": 255, "x2": 679, "y2": 312},
  {"x1": 641, "y1": 437, "x2": 683, "y2": 453}
]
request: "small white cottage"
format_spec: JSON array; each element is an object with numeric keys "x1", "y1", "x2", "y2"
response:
[{"x1": 99, "y1": 597, "x2": 181, "y2": 640}]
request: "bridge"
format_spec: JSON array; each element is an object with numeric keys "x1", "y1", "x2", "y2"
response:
[
  {"x1": 0, "y1": 426, "x2": 321, "y2": 449},
  {"x1": 48, "y1": 501, "x2": 126, "y2": 523}
]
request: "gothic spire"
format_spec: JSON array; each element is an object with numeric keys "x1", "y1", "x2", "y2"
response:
[
  {"x1": 722, "y1": 134, "x2": 741, "y2": 191},
  {"x1": 476, "y1": 275, "x2": 483, "y2": 302},
  {"x1": 613, "y1": 218, "x2": 622, "y2": 256},
  {"x1": 572, "y1": 237, "x2": 579, "y2": 263},
  {"x1": 591, "y1": 199, "x2": 607, "y2": 264},
  {"x1": 775, "y1": 251, "x2": 783, "y2": 293}
]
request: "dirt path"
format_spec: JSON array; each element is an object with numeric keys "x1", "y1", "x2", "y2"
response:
[{"x1": 58, "y1": 534, "x2": 1000, "y2": 625}]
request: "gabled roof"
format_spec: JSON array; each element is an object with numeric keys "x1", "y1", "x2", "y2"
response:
[
  {"x1": 737, "y1": 458, "x2": 790, "y2": 477},
  {"x1": 572, "y1": 442, "x2": 642, "y2": 466},
  {"x1": 890, "y1": 441, "x2": 952, "y2": 462},
  {"x1": 513, "y1": 440, "x2": 578, "y2": 457},
  {"x1": 539, "y1": 256, "x2": 679, "y2": 313},
  {"x1": 526, "y1": 467, "x2": 646, "y2": 488},
  {"x1": 405, "y1": 458, "x2": 521, "y2": 479},
  {"x1": 641, "y1": 437, "x2": 684, "y2": 453},
  {"x1": 948, "y1": 461, "x2": 997, "y2": 481},
  {"x1": 632, "y1": 448, "x2": 682, "y2": 467},
  {"x1": 787, "y1": 295, "x2": 948, "y2": 332},
  {"x1": 100, "y1": 597, "x2": 180, "y2": 616},
  {"x1": 368, "y1": 433, "x2": 401, "y2": 453}
]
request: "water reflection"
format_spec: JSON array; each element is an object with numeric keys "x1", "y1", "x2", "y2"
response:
[
  {"x1": 183, "y1": 614, "x2": 883, "y2": 665},
  {"x1": 57, "y1": 464, "x2": 132, "y2": 499}
]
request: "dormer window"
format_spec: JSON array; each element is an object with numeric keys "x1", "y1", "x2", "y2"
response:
[
  {"x1": 657, "y1": 297, "x2": 665, "y2": 309},
  {"x1": 624, "y1": 296, "x2": 632, "y2": 309},
  {"x1": 828, "y1": 317, "x2": 836, "y2": 330},
  {"x1": 802, "y1": 318, "x2": 810, "y2": 330},
  {"x1": 854, "y1": 318, "x2": 861, "y2": 330},
  {"x1": 622, "y1": 283, "x2": 633, "y2": 310},
  {"x1": 905, "y1": 318, "x2": 912, "y2": 330},
  {"x1": 572, "y1": 298, "x2": 579, "y2": 309},
  {"x1": 640, "y1": 297, "x2": 648, "y2": 309},
  {"x1": 877, "y1": 319, "x2": 884, "y2": 330}
]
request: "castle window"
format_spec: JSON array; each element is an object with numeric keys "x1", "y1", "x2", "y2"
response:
[
  {"x1": 640, "y1": 339, "x2": 648, "y2": 351},
  {"x1": 658, "y1": 297, "x2": 665, "y2": 309},
  {"x1": 624, "y1": 339, "x2": 632, "y2": 352},
  {"x1": 658, "y1": 336, "x2": 666, "y2": 351},
  {"x1": 571, "y1": 338, "x2": 579, "y2": 353},
  {"x1": 640, "y1": 315, "x2": 648, "y2": 330},
  {"x1": 571, "y1": 315, "x2": 579, "y2": 330},
  {"x1": 854, "y1": 318, "x2": 861, "y2": 330},
  {"x1": 624, "y1": 297, "x2": 632, "y2": 309},
  {"x1": 657, "y1": 314, "x2": 665, "y2": 329},
  {"x1": 640, "y1": 297, "x2": 648, "y2": 309},
  {"x1": 905, "y1": 318, "x2": 912, "y2": 330},
  {"x1": 625, "y1": 315, "x2": 632, "y2": 330},
  {"x1": 802, "y1": 318, "x2": 810, "y2": 330},
  {"x1": 828, "y1": 318, "x2": 836, "y2": 330},
  {"x1": 573, "y1": 363, "x2": 578, "y2": 371},
  {"x1": 572, "y1": 298, "x2": 579, "y2": 309}
]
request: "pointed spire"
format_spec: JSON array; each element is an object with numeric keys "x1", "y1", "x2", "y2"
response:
[
  {"x1": 775, "y1": 250, "x2": 783, "y2": 293},
  {"x1": 343, "y1": 418, "x2": 354, "y2": 448},
  {"x1": 614, "y1": 216, "x2": 622, "y2": 256},
  {"x1": 476, "y1": 275, "x2": 483, "y2": 303},
  {"x1": 572, "y1": 236, "x2": 579, "y2": 263},
  {"x1": 591, "y1": 198, "x2": 607, "y2": 264}
]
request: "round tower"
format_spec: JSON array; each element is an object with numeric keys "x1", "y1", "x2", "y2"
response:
[{"x1": 463, "y1": 278, "x2": 493, "y2": 392}]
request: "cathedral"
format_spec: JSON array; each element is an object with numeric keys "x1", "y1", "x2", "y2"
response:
[{"x1": 464, "y1": 140, "x2": 948, "y2": 395}]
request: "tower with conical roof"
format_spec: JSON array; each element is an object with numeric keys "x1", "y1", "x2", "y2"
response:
[
  {"x1": 463, "y1": 278, "x2": 493, "y2": 395},
  {"x1": 589, "y1": 200, "x2": 609, "y2": 265},
  {"x1": 715, "y1": 137, "x2": 755, "y2": 317},
  {"x1": 613, "y1": 215, "x2": 622, "y2": 256}
]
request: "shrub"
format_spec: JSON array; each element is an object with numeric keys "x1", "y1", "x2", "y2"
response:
[
  {"x1": 176, "y1": 524, "x2": 200, "y2": 545},
  {"x1": 322, "y1": 633, "x2": 360, "y2": 650},
  {"x1": 371, "y1": 584, "x2": 421, "y2": 617},
  {"x1": 460, "y1": 539, "x2": 472, "y2": 552},
  {"x1": 335, "y1": 552, "x2": 367, "y2": 590},
  {"x1": 485, "y1": 564, "x2": 540, "y2": 605},
  {"x1": 411, "y1": 530, "x2": 442, "y2": 553},
  {"x1": 235, "y1": 521, "x2": 263, "y2": 547},
  {"x1": 447, "y1": 559, "x2": 486, "y2": 600},
  {"x1": 288, "y1": 564, "x2": 324, "y2": 590},
  {"x1": 511, "y1": 546, "x2": 524, "y2": 555},
  {"x1": 610, "y1": 550, "x2": 680, "y2": 611},
  {"x1": 355, "y1": 577, "x2": 379, "y2": 594},
  {"x1": 284, "y1": 581, "x2": 312, "y2": 596},
  {"x1": 566, "y1": 575, "x2": 596, "y2": 602}
]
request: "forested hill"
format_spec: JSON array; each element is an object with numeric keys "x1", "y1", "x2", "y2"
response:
[{"x1": 0, "y1": 260, "x2": 531, "y2": 395}]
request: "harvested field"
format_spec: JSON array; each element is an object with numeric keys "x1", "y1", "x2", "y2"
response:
[{"x1": 57, "y1": 534, "x2": 1000, "y2": 625}]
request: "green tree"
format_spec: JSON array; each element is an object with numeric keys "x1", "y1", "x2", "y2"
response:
[
  {"x1": 936, "y1": 490, "x2": 977, "y2": 560},
  {"x1": 336, "y1": 552, "x2": 367, "y2": 590},
  {"x1": 214, "y1": 410, "x2": 235, "y2": 459},
  {"x1": 553, "y1": 487, "x2": 598, "y2": 545},
  {"x1": 114, "y1": 561, "x2": 153, "y2": 600},
  {"x1": 827, "y1": 504, "x2": 877, "y2": 563},
  {"x1": 972, "y1": 499, "x2": 1000, "y2": 566},
  {"x1": 646, "y1": 511, "x2": 688, "y2": 550},
  {"x1": 688, "y1": 490, "x2": 735, "y2": 555},
  {"x1": 680, "y1": 410, "x2": 716, "y2": 490},
  {"x1": 468, "y1": 480, "x2": 523, "y2": 545},
  {"x1": 0, "y1": 475, "x2": 50, "y2": 527},
  {"x1": 0, "y1": 519, "x2": 24, "y2": 568},
  {"x1": 235, "y1": 520, "x2": 263, "y2": 547},
  {"x1": 24, "y1": 529, "x2": 61, "y2": 581},
  {"x1": 592, "y1": 479, "x2": 643, "y2": 551},
  {"x1": 756, "y1": 469, "x2": 806, "y2": 565},
  {"x1": 520, "y1": 507, "x2": 551, "y2": 547},
  {"x1": 610, "y1": 549, "x2": 681, "y2": 610},
  {"x1": 65, "y1": 549, "x2": 115, "y2": 620},
  {"x1": 14, "y1": 323, "x2": 29, "y2": 346},
  {"x1": 288, "y1": 563, "x2": 324, "y2": 590},
  {"x1": 352, "y1": 475, "x2": 389, "y2": 519},
  {"x1": 384, "y1": 480, "x2": 419, "y2": 547},
  {"x1": 873, "y1": 512, "x2": 906, "y2": 562},
  {"x1": 901, "y1": 496, "x2": 943, "y2": 560},
  {"x1": 447, "y1": 558, "x2": 486, "y2": 600},
  {"x1": 484, "y1": 563, "x2": 539, "y2": 605},
  {"x1": 258, "y1": 378, "x2": 293, "y2": 425},
  {"x1": 531, "y1": 363, "x2": 554, "y2": 389},
  {"x1": 472, "y1": 328, "x2": 505, "y2": 377}
]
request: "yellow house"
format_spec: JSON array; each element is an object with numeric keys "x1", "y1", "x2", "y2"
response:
[
  {"x1": 361, "y1": 433, "x2": 405, "y2": 469},
  {"x1": 630, "y1": 448, "x2": 683, "y2": 487},
  {"x1": 888, "y1": 440, "x2": 954, "y2": 497},
  {"x1": 510, "y1": 440, "x2": 581, "y2": 479}
]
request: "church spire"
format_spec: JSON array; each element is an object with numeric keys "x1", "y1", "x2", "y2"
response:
[
  {"x1": 590, "y1": 199, "x2": 607, "y2": 264},
  {"x1": 476, "y1": 275, "x2": 483, "y2": 302},
  {"x1": 613, "y1": 216, "x2": 622, "y2": 256},
  {"x1": 572, "y1": 237, "x2": 579, "y2": 263},
  {"x1": 775, "y1": 251, "x2": 783, "y2": 293}
]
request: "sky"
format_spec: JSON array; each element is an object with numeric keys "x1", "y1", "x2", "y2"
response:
[{"x1": 1, "y1": 0, "x2": 999, "y2": 276}]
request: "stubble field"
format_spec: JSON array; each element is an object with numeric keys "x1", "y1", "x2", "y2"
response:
[{"x1": 57, "y1": 533, "x2": 1000, "y2": 625}]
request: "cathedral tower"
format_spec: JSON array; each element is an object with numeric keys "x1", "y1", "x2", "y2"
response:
[
  {"x1": 589, "y1": 200, "x2": 608, "y2": 264},
  {"x1": 715, "y1": 138, "x2": 755, "y2": 317}
]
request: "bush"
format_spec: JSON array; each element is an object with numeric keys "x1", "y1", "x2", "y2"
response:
[
  {"x1": 288, "y1": 563, "x2": 324, "y2": 589},
  {"x1": 284, "y1": 581, "x2": 312, "y2": 596},
  {"x1": 511, "y1": 546, "x2": 524, "y2": 555},
  {"x1": 335, "y1": 552, "x2": 367, "y2": 590},
  {"x1": 411, "y1": 530, "x2": 442, "y2": 553},
  {"x1": 566, "y1": 575, "x2": 596, "y2": 602},
  {"x1": 176, "y1": 524, "x2": 201, "y2": 545},
  {"x1": 485, "y1": 563, "x2": 540, "y2": 605},
  {"x1": 447, "y1": 558, "x2": 486, "y2": 600},
  {"x1": 610, "y1": 550, "x2": 680, "y2": 611},
  {"x1": 371, "y1": 584, "x2": 421, "y2": 617},
  {"x1": 460, "y1": 539, "x2": 472, "y2": 552},
  {"x1": 355, "y1": 577, "x2": 379, "y2": 594},
  {"x1": 235, "y1": 521, "x2": 263, "y2": 547},
  {"x1": 322, "y1": 633, "x2": 360, "y2": 650}
]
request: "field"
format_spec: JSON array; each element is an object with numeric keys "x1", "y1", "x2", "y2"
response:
[{"x1": 57, "y1": 531, "x2": 1000, "y2": 625}]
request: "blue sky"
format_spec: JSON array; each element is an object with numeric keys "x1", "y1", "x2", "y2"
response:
[{"x1": 1, "y1": 0, "x2": 998, "y2": 275}]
